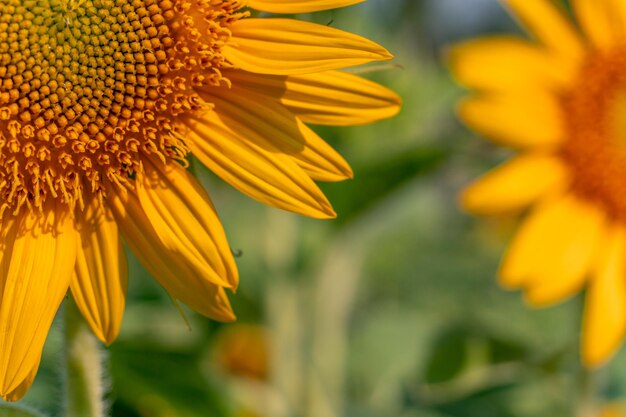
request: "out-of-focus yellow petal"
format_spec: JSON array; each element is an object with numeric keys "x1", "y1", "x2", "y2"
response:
[
  {"x1": 199, "y1": 84, "x2": 353, "y2": 181},
  {"x1": 225, "y1": 69, "x2": 401, "y2": 126},
  {"x1": 246, "y1": 0, "x2": 364, "y2": 13},
  {"x1": 71, "y1": 198, "x2": 127, "y2": 345},
  {"x1": 224, "y1": 18, "x2": 392, "y2": 75},
  {"x1": 3, "y1": 357, "x2": 40, "y2": 402},
  {"x1": 504, "y1": 0, "x2": 584, "y2": 61},
  {"x1": 573, "y1": 0, "x2": 626, "y2": 49},
  {"x1": 462, "y1": 154, "x2": 568, "y2": 214},
  {"x1": 0, "y1": 207, "x2": 76, "y2": 398},
  {"x1": 185, "y1": 110, "x2": 337, "y2": 218},
  {"x1": 108, "y1": 187, "x2": 236, "y2": 322},
  {"x1": 499, "y1": 195, "x2": 603, "y2": 306},
  {"x1": 459, "y1": 92, "x2": 564, "y2": 149},
  {"x1": 449, "y1": 37, "x2": 575, "y2": 92},
  {"x1": 138, "y1": 161, "x2": 239, "y2": 289},
  {"x1": 582, "y1": 226, "x2": 626, "y2": 367}
]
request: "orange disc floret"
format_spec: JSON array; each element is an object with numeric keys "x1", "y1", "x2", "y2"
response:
[
  {"x1": 0, "y1": 0, "x2": 245, "y2": 217},
  {"x1": 562, "y1": 50, "x2": 626, "y2": 221}
]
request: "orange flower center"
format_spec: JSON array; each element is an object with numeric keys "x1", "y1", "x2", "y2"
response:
[
  {"x1": 0, "y1": 0, "x2": 244, "y2": 217},
  {"x1": 562, "y1": 50, "x2": 626, "y2": 220}
]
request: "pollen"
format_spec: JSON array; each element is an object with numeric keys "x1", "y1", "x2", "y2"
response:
[
  {"x1": 561, "y1": 50, "x2": 626, "y2": 221},
  {"x1": 0, "y1": 0, "x2": 245, "y2": 217}
]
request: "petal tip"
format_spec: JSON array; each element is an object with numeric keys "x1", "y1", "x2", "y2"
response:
[{"x1": 582, "y1": 348, "x2": 611, "y2": 369}]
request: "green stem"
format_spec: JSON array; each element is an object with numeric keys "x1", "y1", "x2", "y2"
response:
[{"x1": 63, "y1": 298, "x2": 106, "y2": 417}]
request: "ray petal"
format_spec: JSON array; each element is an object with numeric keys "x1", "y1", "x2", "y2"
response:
[
  {"x1": 573, "y1": 0, "x2": 626, "y2": 49},
  {"x1": 462, "y1": 153, "x2": 568, "y2": 214},
  {"x1": 224, "y1": 18, "x2": 392, "y2": 75},
  {"x1": 499, "y1": 195, "x2": 604, "y2": 306},
  {"x1": 71, "y1": 198, "x2": 127, "y2": 345},
  {"x1": 504, "y1": 0, "x2": 584, "y2": 60},
  {"x1": 108, "y1": 186, "x2": 236, "y2": 322},
  {"x1": 246, "y1": 0, "x2": 364, "y2": 13},
  {"x1": 137, "y1": 161, "x2": 239, "y2": 289},
  {"x1": 459, "y1": 92, "x2": 564, "y2": 149},
  {"x1": 199, "y1": 84, "x2": 353, "y2": 181},
  {"x1": 185, "y1": 110, "x2": 337, "y2": 218},
  {"x1": 582, "y1": 226, "x2": 626, "y2": 367},
  {"x1": 0, "y1": 207, "x2": 77, "y2": 398},
  {"x1": 225, "y1": 69, "x2": 401, "y2": 126},
  {"x1": 449, "y1": 36, "x2": 576, "y2": 92},
  {"x1": 3, "y1": 356, "x2": 40, "y2": 402}
]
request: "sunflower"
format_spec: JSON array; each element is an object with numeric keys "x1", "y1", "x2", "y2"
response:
[
  {"x1": 0, "y1": 0, "x2": 400, "y2": 401},
  {"x1": 450, "y1": 0, "x2": 626, "y2": 367}
]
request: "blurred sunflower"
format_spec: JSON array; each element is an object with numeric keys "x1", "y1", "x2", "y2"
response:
[
  {"x1": 450, "y1": 0, "x2": 626, "y2": 367},
  {"x1": 0, "y1": 0, "x2": 399, "y2": 401}
]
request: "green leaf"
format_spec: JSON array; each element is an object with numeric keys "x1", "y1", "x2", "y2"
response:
[
  {"x1": 424, "y1": 328, "x2": 470, "y2": 384},
  {"x1": 0, "y1": 404, "x2": 49, "y2": 417}
]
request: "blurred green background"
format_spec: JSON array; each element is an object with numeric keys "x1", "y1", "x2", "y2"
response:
[{"x1": 11, "y1": 1, "x2": 626, "y2": 416}]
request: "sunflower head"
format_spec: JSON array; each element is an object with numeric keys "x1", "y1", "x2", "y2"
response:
[
  {"x1": 0, "y1": 0, "x2": 248, "y2": 217},
  {"x1": 0, "y1": 0, "x2": 400, "y2": 401},
  {"x1": 450, "y1": 0, "x2": 626, "y2": 367}
]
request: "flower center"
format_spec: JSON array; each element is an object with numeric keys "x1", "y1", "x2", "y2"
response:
[
  {"x1": 0, "y1": 0, "x2": 243, "y2": 217},
  {"x1": 562, "y1": 50, "x2": 626, "y2": 220}
]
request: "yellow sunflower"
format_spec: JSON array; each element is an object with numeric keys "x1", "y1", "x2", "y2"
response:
[
  {"x1": 0, "y1": 0, "x2": 400, "y2": 401},
  {"x1": 450, "y1": 0, "x2": 626, "y2": 367}
]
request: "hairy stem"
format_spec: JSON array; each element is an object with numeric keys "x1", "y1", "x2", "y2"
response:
[{"x1": 63, "y1": 298, "x2": 106, "y2": 417}]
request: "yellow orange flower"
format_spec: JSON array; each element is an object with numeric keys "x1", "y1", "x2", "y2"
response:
[
  {"x1": 214, "y1": 324, "x2": 269, "y2": 380},
  {"x1": 0, "y1": 0, "x2": 399, "y2": 401},
  {"x1": 450, "y1": 0, "x2": 626, "y2": 367},
  {"x1": 601, "y1": 403, "x2": 626, "y2": 417}
]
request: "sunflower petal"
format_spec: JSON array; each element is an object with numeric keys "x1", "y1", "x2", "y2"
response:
[
  {"x1": 246, "y1": 0, "x2": 364, "y2": 13},
  {"x1": 3, "y1": 357, "x2": 40, "y2": 402},
  {"x1": 71, "y1": 198, "x2": 127, "y2": 345},
  {"x1": 185, "y1": 110, "x2": 336, "y2": 218},
  {"x1": 108, "y1": 186, "x2": 236, "y2": 322},
  {"x1": 504, "y1": 0, "x2": 583, "y2": 60},
  {"x1": 0, "y1": 207, "x2": 76, "y2": 398},
  {"x1": 582, "y1": 227, "x2": 626, "y2": 367},
  {"x1": 225, "y1": 69, "x2": 401, "y2": 126},
  {"x1": 459, "y1": 92, "x2": 564, "y2": 149},
  {"x1": 500, "y1": 195, "x2": 604, "y2": 306},
  {"x1": 224, "y1": 18, "x2": 392, "y2": 75},
  {"x1": 462, "y1": 153, "x2": 568, "y2": 214},
  {"x1": 573, "y1": 0, "x2": 626, "y2": 49},
  {"x1": 137, "y1": 161, "x2": 238, "y2": 289},
  {"x1": 449, "y1": 36, "x2": 576, "y2": 92},
  {"x1": 199, "y1": 84, "x2": 352, "y2": 181}
]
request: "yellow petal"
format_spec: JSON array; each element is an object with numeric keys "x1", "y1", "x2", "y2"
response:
[
  {"x1": 499, "y1": 195, "x2": 604, "y2": 306},
  {"x1": 3, "y1": 357, "x2": 40, "y2": 402},
  {"x1": 246, "y1": 0, "x2": 364, "y2": 13},
  {"x1": 226, "y1": 69, "x2": 401, "y2": 126},
  {"x1": 108, "y1": 186, "x2": 236, "y2": 322},
  {"x1": 199, "y1": 84, "x2": 353, "y2": 181},
  {"x1": 0, "y1": 207, "x2": 77, "y2": 398},
  {"x1": 504, "y1": 0, "x2": 584, "y2": 60},
  {"x1": 582, "y1": 226, "x2": 626, "y2": 367},
  {"x1": 449, "y1": 37, "x2": 576, "y2": 92},
  {"x1": 573, "y1": 0, "x2": 626, "y2": 49},
  {"x1": 459, "y1": 92, "x2": 564, "y2": 149},
  {"x1": 224, "y1": 18, "x2": 392, "y2": 75},
  {"x1": 71, "y1": 198, "x2": 127, "y2": 345},
  {"x1": 137, "y1": 161, "x2": 239, "y2": 289},
  {"x1": 185, "y1": 110, "x2": 336, "y2": 218},
  {"x1": 462, "y1": 153, "x2": 568, "y2": 214}
]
